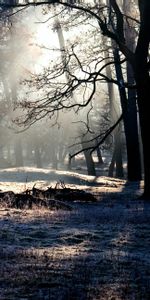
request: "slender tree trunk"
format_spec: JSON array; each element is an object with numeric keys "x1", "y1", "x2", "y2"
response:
[
  {"x1": 114, "y1": 48, "x2": 141, "y2": 180},
  {"x1": 14, "y1": 138, "x2": 23, "y2": 167},
  {"x1": 50, "y1": 144, "x2": 58, "y2": 169},
  {"x1": 108, "y1": 150, "x2": 116, "y2": 177},
  {"x1": 34, "y1": 141, "x2": 42, "y2": 168},
  {"x1": 104, "y1": 0, "x2": 141, "y2": 180},
  {"x1": 108, "y1": 126, "x2": 124, "y2": 178},
  {"x1": 103, "y1": 35, "x2": 124, "y2": 177},
  {"x1": 95, "y1": 139, "x2": 104, "y2": 165},
  {"x1": 55, "y1": 14, "x2": 96, "y2": 177},
  {"x1": 97, "y1": 147, "x2": 104, "y2": 165},
  {"x1": 115, "y1": 127, "x2": 124, "y2": 178}
]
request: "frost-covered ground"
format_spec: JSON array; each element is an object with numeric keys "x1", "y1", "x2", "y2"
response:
[{"x1": 0, "y1": 167, "x2": 150, "y2": 299}]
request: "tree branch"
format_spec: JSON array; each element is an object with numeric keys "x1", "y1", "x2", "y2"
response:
[{"x1": 69, "y1": 113, "x2": 123, "y2": 159}]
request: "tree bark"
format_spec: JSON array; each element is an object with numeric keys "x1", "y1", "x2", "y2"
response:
[
  {"x1": 115, "y1": 128, "x2": 124, "y2": 178},
  {"x1": 81, "y1": 138, "x2": 96, "y2": 176},
  {"x1": 103, "y1": 34, "x2": 124, "y2": 178},
  {"x1": 108, "y1": 125, "x2": 124, "y2": 178},
  {"x1": 123, "y1": 0, "x2": 142, "y2": 181},
  {"x1": 83, "y1": 149, "x2": 96, "y2": 176},
  {"x1": 134, "y1": 0, "x2": 150, "y2": 197},
  {"x1": 114, "y1": 48, "x2": 141, "y2": 180},
  {"x1": 96, "y1": 147, "x2": 104, "y2": 165}
]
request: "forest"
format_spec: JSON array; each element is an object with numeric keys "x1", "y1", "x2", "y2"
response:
[{"x1": 0, "y1": 1, "x2": 150, "y2": 299}]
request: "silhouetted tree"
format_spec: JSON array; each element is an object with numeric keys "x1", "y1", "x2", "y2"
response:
[{"x1": 2, "y1": 0, "x2": 150, "y2": 197}]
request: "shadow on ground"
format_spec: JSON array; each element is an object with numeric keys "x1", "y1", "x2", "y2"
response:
[{"x1": 0, "y1": 187, "x2": 150, "y2": 299}]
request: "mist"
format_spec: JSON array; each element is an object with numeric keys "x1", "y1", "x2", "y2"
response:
[
  {"x1": 1, "y1": 3, "x2": 150, "y2": 300},
  {"x1": 0, "y1": 4, "x2": 121, "y2": 175}
]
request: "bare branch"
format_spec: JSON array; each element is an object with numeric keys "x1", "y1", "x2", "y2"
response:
[{"x1": 70, "y1": 113, "x2": 123, "y2": 159}]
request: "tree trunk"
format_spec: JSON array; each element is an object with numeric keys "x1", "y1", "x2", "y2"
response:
[
  {"x1": 81, "y1": 135, "x2": 96, "y2": 176},
  {"x1": 83, "y1": 149, "x2": 96, "y2": 176},
  {"x1": 134, "y1": 0, "x2": 150, "y2": 197},
  {"x1": 114, "y1": 48, "x2": 141, "y2": 180},
  {"x1": 108, "y1": 149, "x2": 116, "y2": 177},
  {"x1": 34, "y1": 143, "x2": 42, "y2": 168},
  {"x1": 135, "y1": 76, "x2": 150, "y2": 197},
  {"x1": 97, "y1": 147, "x2": 104, "y2": 165},
  {"x1": 95, "y1": 139, "x2": 104, "y2": 165},
  {"x1": 115, "y1": 128, "x2": 124, "y2": 178},
  {"x1": 104, "y1": 35, "x2": 124, "y2": 178},
  {"x1": 14, "y1": 138, "x2": 23, "y2": 167},
  {"x1": 136, "y1": 87, "x2": 150, "y2": 197},
  {"x1": 123, "y1": 0, "x2": 142, "y2": 181},
  {"x1": 104, "y1": 29, "x2": 141, "y2": 180},
  {"x1": 108, "y1": 126, "x2": 124, "y2": 178}
]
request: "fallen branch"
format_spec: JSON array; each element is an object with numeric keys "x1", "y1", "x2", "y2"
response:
[{"x1": 0, "y1": 184, "x2": 97, "y2": 210}]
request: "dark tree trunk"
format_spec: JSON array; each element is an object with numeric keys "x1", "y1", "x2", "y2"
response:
[
  {"x1": 83, "y1": 149, "x2": 96, "y2": 176},
  {"x1": 126, "y1": 61, "x2": 142, "y2": 180},
  {"x1": 114, "y1": 48, "x2": 141, "y2": 181},
  {"x1": 97, "y1": 147, "x2": 104, "y2": 165},
  {"x1": 81, "y1": 136, "x2": 96, "y2": 176},
  {"x1": 95, "y1": 139, "x2": 103, "y2": 165},
  {"x1": 136, "y1": 85, "x2": 150, "y2": 197},
  {"x1": 108, "y1": 127, "x2": 124, "y2": 178},
  {"x1": 123, "y1": 0, "x2": 142, "y2": 181},
  {"x1": 108, "y1": 149, "x2": 116, "y2": 177},
  {"x1": 115, "y1": 130, "x2": 124, "y2": 178},
  {"x1": 67, "y1": 154, "x2": 72, "y2": 170},
  {"x1": 104, "y1": 29, "x2": 140, "y2": 180},
  {"x1": 134, "y1": 0, "x2": 150, "y2": 197},
  {"x1": 104, "y1": 37, "x2": 123, "y2": 178}
]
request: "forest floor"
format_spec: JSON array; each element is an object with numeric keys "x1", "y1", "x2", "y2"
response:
[{"x1": 0, "y1": 167, "x2": 150, "y2": 300}]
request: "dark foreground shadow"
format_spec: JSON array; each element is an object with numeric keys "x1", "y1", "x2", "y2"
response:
[{"x1": 0, "y1": 190, "x2": 150, "y2": 299}]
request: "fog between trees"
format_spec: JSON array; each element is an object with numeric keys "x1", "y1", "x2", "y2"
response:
[
  {"x1": 1, "y1": 1, "x2": 150, "y2": 198},
  {"x1": 0, "y1": 2, "x2": 119, "y2": 173}
]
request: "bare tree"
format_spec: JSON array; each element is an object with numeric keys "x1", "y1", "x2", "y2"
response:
[{"x1": 2, "y1": 0, "x2": 150, "y2": 197}]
